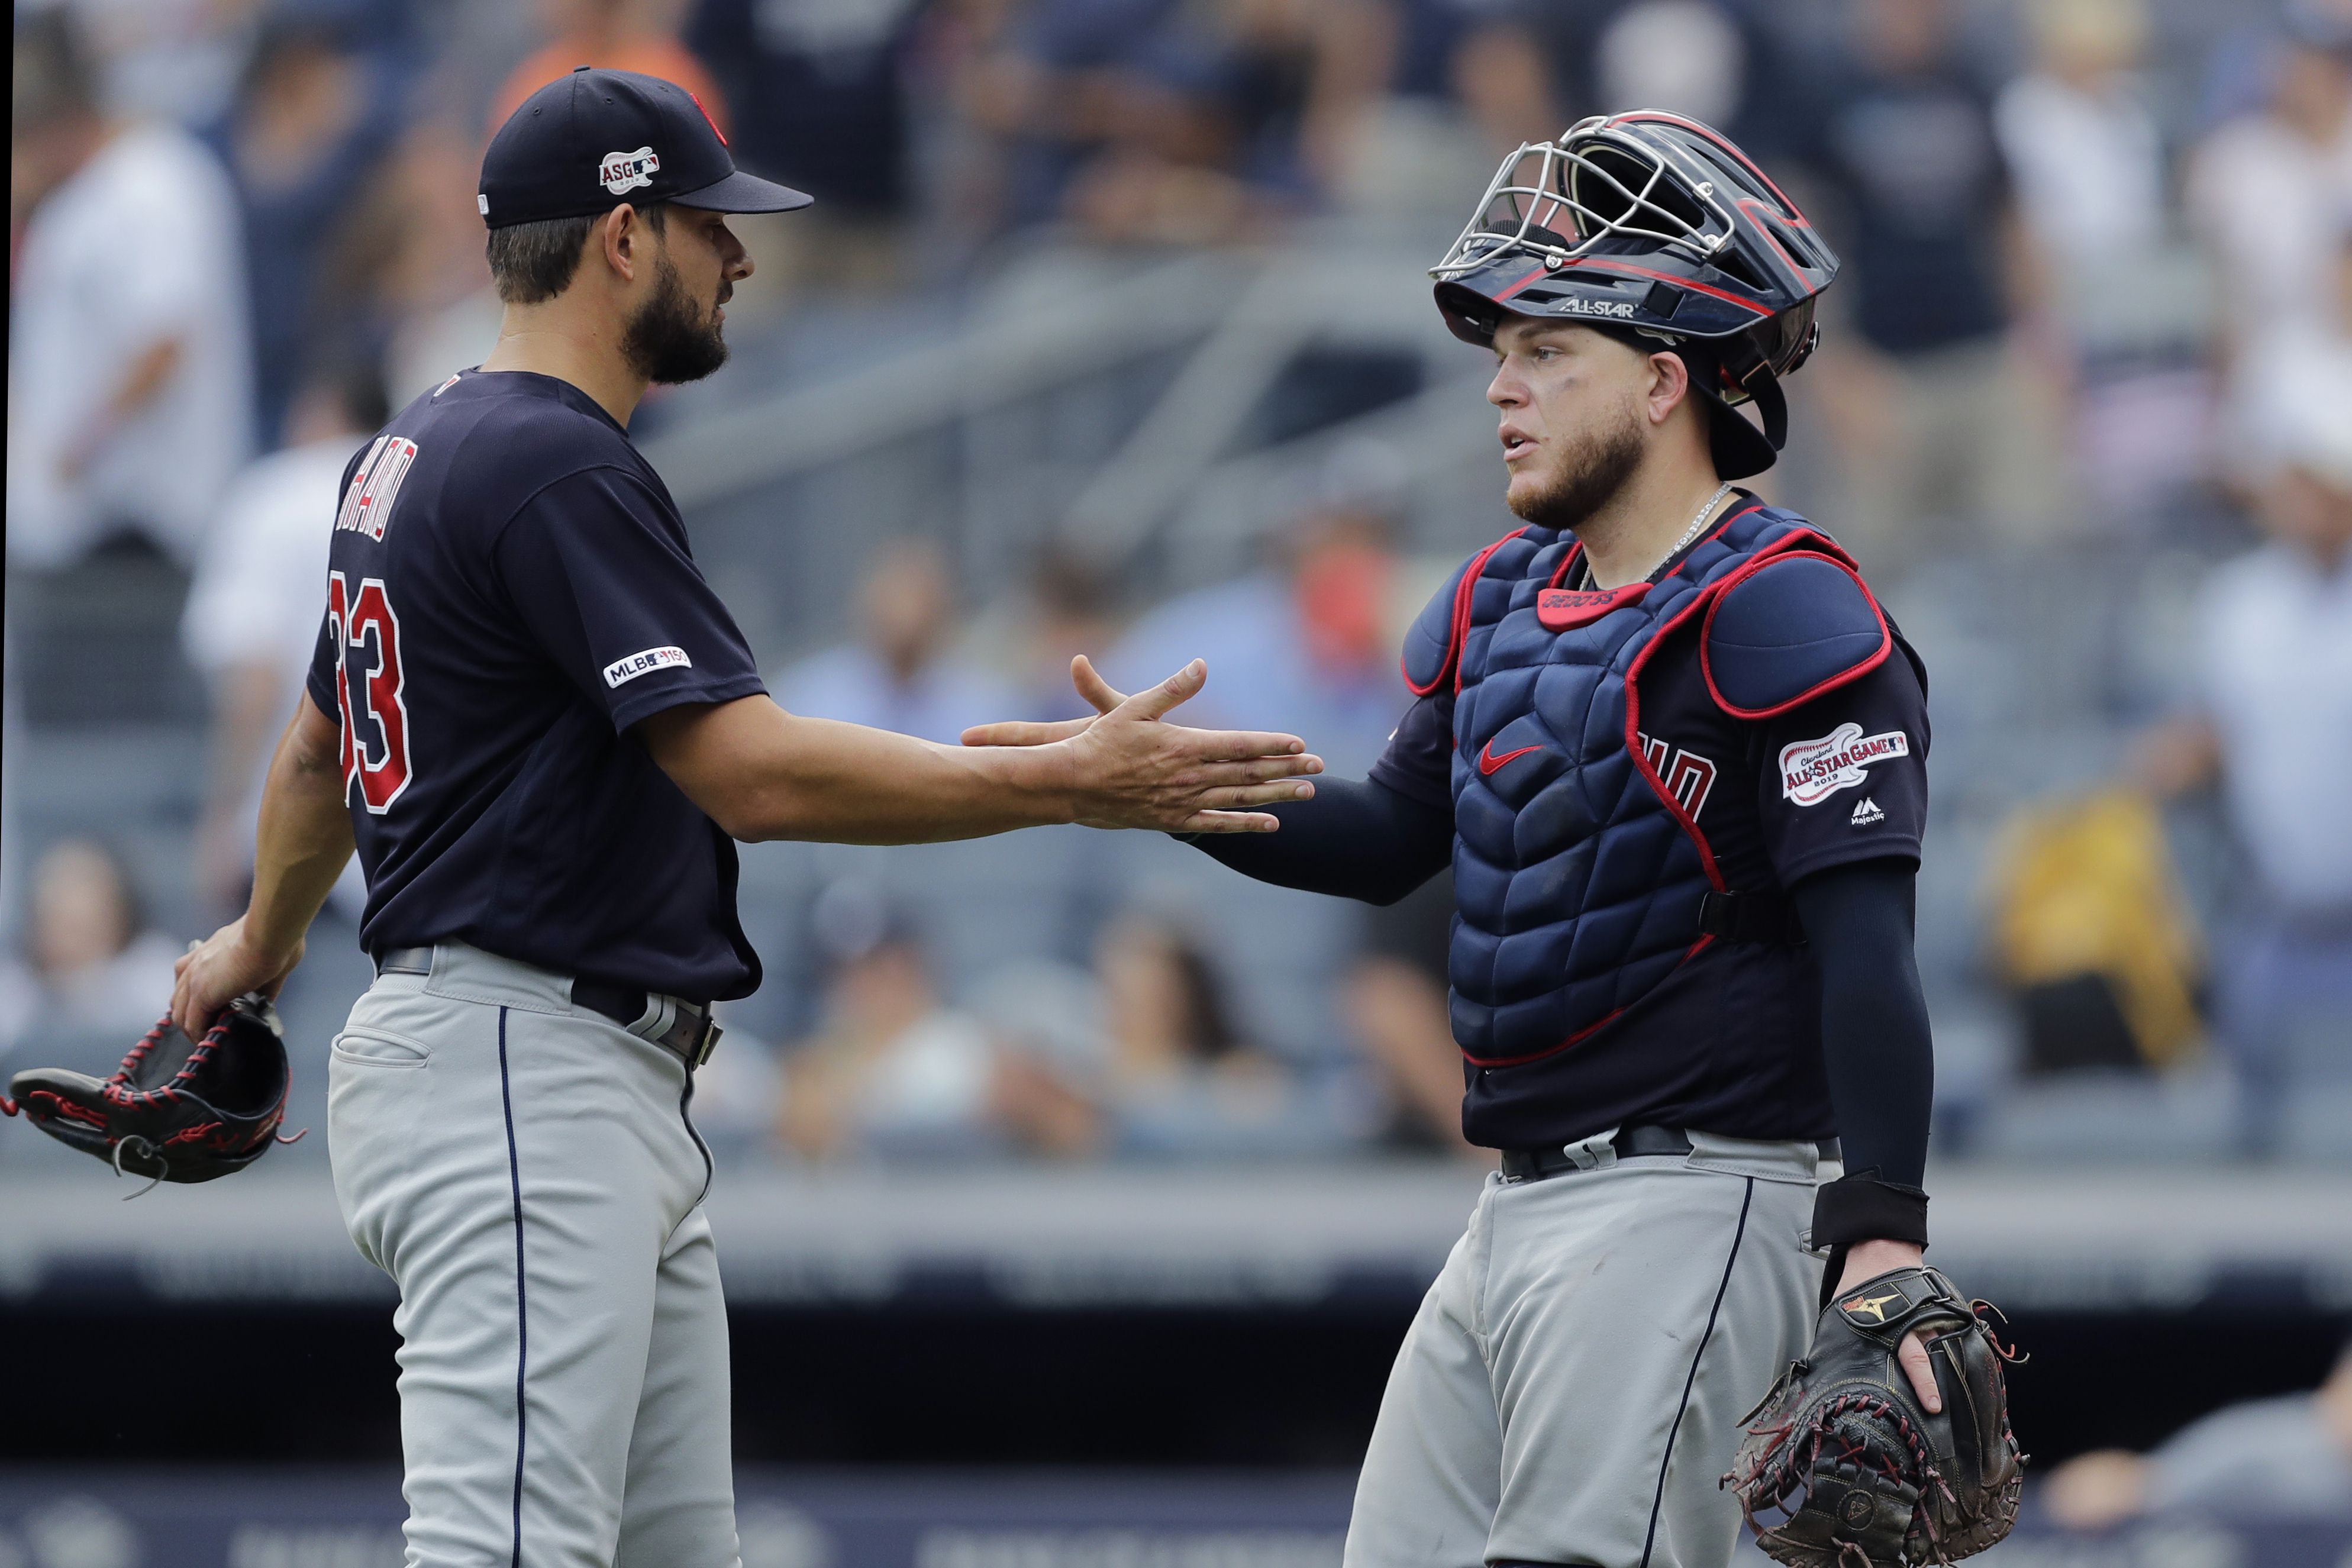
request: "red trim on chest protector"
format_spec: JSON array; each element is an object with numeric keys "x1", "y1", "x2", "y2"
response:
[
  {"x1": 1401, "y1": 528, "x2": 1527, "y2": 698},
  {"x1": 1624, "y1": 522, "x2": 1834, "y2": 893},
  {"x1": 1697, "y1": 548, "x2": 1892, "y2": 720}
]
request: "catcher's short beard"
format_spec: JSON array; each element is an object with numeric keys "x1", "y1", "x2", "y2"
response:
[
  {"x1": 622, "y1": 249, "x2": 729, "y2": 386},
  {"x1": 1507, "y1": 391, "x2": 1647, "y2": 535}
]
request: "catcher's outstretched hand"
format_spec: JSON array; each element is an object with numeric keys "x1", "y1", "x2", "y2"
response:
[{"x1": 173, "y1": 917, "x2": 302, "y2": 1040}]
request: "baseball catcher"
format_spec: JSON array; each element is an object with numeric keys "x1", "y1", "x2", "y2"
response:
[
  {"x1": 3, "y1": 992, "x2": 296, "y2": 1188},
  {"x1": 1726, "y1": 1266, "x2": 2024, "y2": 1566},
  {"x1": 960, "y1": 107, "x2": 2030, "y2": 1568}
]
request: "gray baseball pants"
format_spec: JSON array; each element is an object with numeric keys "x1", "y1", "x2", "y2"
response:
[
  {"x1": 1344, "y1": 1132, "x2": 1832, "y2": 1568},
  {"x1": 328, "y1": 941, "x2": 738, "y2": 1568}
]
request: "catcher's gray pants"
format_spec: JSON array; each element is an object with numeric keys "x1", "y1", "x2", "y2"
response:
[
  {"x1": 328, "y1": 941, "x2": 737, "y2": 1568},
  {"x1": 1344, "y1": 1133, "x2": 1832, "y2": 1568}
]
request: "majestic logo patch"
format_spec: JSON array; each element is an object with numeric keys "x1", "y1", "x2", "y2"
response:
[
  {"x1": 604, "y1": 646, "x2": 691, "y2": 688},
  {"x1": 599, "y1": 146, "x2": 661, "y2": 195},
  {"x1": 1477, "y1": 738, "x2": 1543, "y2": 776},
  {"x1": 1780, "y1": 722, "x2": 1909, "y2": 807},
  {"x1": 1850, "y1": 796, "x2": 1886, "y2": 827}
]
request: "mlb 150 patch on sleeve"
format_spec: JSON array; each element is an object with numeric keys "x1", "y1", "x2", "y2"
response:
[
  {"x1": 604, "y1": 646, "x2": 692, "y2": 688},
  {"x1": 1779, "y1": 721, "x2": 1909, "y2": 806}
]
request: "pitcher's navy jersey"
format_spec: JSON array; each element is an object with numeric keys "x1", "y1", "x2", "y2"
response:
[
  {"x1": 304, "y1": 369, "x2": 766, "y2": 1000},
  {"x1": 1371, "y1": 589, "x2": 1930, "y2": 1149}
]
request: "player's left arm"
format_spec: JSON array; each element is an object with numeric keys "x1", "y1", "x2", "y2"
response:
[
  {"x1": 1790, "y1": 857, "x2": 1941, "y2": 1411},
  {"x1": 172, "y1": 689, "x2": 356, "y2": 1035},
  {"x1": 1711, "y1": 550, "x2": 1942, "y2": 1404}
]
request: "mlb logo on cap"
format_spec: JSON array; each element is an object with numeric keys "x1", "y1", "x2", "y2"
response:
[
  {"x1": 599, "y1": 146, "x2": 660, "y2": 195},
  {"x1": 479, "y1": 67, "x2": 811, "y2": 229}
]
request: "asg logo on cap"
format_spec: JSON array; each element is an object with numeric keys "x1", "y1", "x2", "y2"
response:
[{"x1": 599, "y1": 146, "x2": 661, "y2": 195}]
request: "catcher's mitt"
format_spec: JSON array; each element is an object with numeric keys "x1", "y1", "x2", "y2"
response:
[
  {"x1": 2, "y1": 994, "x2": 296, "y2": 1190},
  {"x1": 1724, "y1": 1266, "x2": 2023, "y2": 1567}
]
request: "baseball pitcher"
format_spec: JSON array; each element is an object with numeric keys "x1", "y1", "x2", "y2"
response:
[{"x1": 169, "y1": 68, "x2": 1322, "y2": 1568}]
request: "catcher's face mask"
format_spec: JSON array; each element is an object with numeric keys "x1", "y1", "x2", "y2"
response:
[{"x1": 1430, "y1": 112, "x2": 1838, "y2": 479}]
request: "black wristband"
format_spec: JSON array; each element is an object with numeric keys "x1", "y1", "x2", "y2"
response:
[{"x1": 1811, "y1": 1172, "x2": 1930, "y2": 1248}]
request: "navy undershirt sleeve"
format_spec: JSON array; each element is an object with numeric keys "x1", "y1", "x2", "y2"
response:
[
  {"x1": 1792, "y1": 856, "x2": 1934, "y2": 1246},
  {"x1": 1184, "y1": 776, "x2": 1453, "y2": 905},
  {"x1": 1367, "y1": 692, "x2": 1454, "y2": 808}
]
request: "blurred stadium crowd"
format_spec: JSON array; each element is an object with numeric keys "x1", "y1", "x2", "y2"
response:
[{"x1": 5, "y1": 0, "x2": 2351, "y2": 1176}]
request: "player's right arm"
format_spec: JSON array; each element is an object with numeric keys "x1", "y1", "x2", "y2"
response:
[
  {"x1": 641, "y1": 657, "x2": 1323, "y2": 844},
  {"x1": 172, "y1": 692, "x2": 357, "y2": 1035},
  {"x1": 962, "y1": 656, "x2": 1453, "y2": 902}
]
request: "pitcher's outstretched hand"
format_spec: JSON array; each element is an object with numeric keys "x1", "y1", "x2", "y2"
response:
[{"x1": 967, "y1": 659, "x2": 1319, "y2": 834}]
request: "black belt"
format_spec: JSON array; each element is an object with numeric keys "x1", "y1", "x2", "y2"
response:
[
  {"x1": 374, "y1": 947, "x2": 722, "y2": 1070},
  {"x1": 1499, "y1": 1125, "x2": 1840, "y2": 1182}
]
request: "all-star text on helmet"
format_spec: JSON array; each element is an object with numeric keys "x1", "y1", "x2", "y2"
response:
[{"x1": 1430, "y1": 111, "x2": 1839, "y2": 479}]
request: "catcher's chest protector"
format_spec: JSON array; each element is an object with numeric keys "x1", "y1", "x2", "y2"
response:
[{"x1": 1406, "y1": 502, "x2": 1870, "y2": 1065}]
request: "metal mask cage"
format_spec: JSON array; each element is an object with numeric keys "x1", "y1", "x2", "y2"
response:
[{"x1": 1430, "y1": 120, "x2": 1738, "y2": 283}]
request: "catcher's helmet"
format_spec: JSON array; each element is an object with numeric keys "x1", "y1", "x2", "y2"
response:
[{"x1": 1431, "y1": 111, "x2": 1838, "y2": 479}]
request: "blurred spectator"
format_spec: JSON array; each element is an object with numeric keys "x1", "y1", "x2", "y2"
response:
[
  {"x1": 55, "y1": 0, "x2": 262, "y2": 127},
  {"x1": 0, "y1": 840, "x2": 183, "y2": 1060},
  {"x1": 1341, "y1": 876, "x2": 1479, "y2": 1159},
  {"x1": 212, "y1": 12, "x2": 405, "y2": 446},
  {"x1": 1082, "y1": 914, "x2": 1300, "y2": 1157},
  {"x1": 991, "y1": 914, "x2": 1356, "y2": 1159},
  {"x1": 1799, "y1": 0, "x2": 2058, "y2": 556},
  {"x1": 2242, "y1": 218, "x2": 2352, "y2": 471},
  {"x1": 777, "y1": 885, "x2": 1004, "y2": 1160},
  {"x1": 1015, "y1": 549, "x2": 1122, "y2": 722},
  {"x1": 1104, "y1": 502, "x2": 1409, "y2": 776},
  {"x1": 959, "y1": 0, "x2": 1384, "y2": 247},
  {"x1": 1992, "y1": 0, "x2": 2207, "y2": 521},
  {"x1": 687, "y1": 0, "x2": 922, "y2": 219},
  {"x1": 2042, "y1": 1338, "x2": 2352, "y2": 1527},
  {"x1": 491, "y1": 0, "x2": 730, "y2": 137},
  {"x1": 182, "y1": 358, "x2": 388, "y2": 920},
  {"x1": 1312, "y1": 0, "x2": 1550, "y2": 222},
  {"x1": 1993, "y1": 0, "x2": 2165, "y2": 294},
  {"x1": 2186, "y1": 11, "x2": 2352, "y2": 380},
  {"x1": 340, "y1": 121, "x2": 502, "y2": 405},
  {"x1": 2215, "y1": 206, "x2": 2352, "y2": 489},
  {"x1": 1983, "y1": 790, "x2": 2202, "y2": 1078},
  {"x1": 8, "y1": 9, "x2": 253, "y2": 568},
  {"x1": 2134, "y1": 392, "x2": 2352, "y2": 1146},
  {"x1": 1591, "y1": 0, "x2": 1748, "y2": 129},
  {"x1": 771, "y1": 538, "x2": 1024, "y2": 742}
]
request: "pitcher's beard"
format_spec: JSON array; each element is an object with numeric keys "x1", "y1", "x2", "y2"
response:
[
  {"x1": 1507, "y1": 396, "x2": 1646, "y2": 534},
  {"x1": 623, "y1": 252, "x2": 730, "y2": 385}
]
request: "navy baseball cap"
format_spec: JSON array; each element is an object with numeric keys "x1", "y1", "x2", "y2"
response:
[{"x1": 479, "y1": 66, "x2": 812, "y2": 230}]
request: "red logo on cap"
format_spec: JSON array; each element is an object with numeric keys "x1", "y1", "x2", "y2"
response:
[{"x1": 688, "y1": 90, "x2": 727, "y2": 147}]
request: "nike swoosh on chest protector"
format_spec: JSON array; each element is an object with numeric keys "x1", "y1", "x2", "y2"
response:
[{"x1": 1478, "y1": 740, "x2": 1544, "y2": 775}]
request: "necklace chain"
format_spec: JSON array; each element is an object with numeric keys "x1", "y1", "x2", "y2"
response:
[
  {"x1": 1578, "y1": 481, "x2": 1735, "y2": 591},
  {"x1": 1648, "y1": 480, "x2": 1734, "y2": 580}
]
